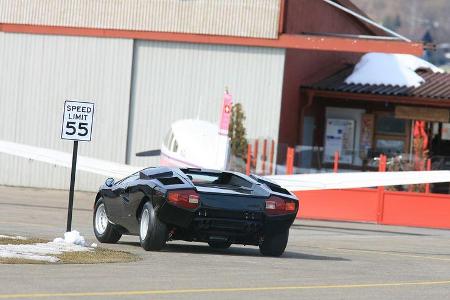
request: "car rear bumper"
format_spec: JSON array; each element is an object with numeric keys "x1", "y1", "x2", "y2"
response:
[{"x1": 159, "y1": 203, "x2": 297, "y2": 245}]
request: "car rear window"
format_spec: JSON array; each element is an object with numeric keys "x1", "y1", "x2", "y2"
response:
[
  {"x1": 183, "y1": 171, "x2": 252, "y2": 188},
  {"x1": 187, "y1": 173, "x2": 220, "y2": 184}
]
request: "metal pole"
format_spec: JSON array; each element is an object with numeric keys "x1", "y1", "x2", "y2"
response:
[
  {"x1": 269, "y1": 140, "x2": 275, "y2": 175},
  {"x1": 333, "y1": 151, "x2": 340, "y2": 173},
  {"x1": 321, "y1": 0, "x2": 411, "y2": 42},
  {"x1": 425, "y1": 158, "x2": 431, "y2": 193},
  {"x1": 253, "y1": 140, "x2": 258, "y2": 169},
  {"x1": 286, "y1": 147, "x2": 294, "y2": 175},
  {"x1": 66, "y1": 140, "x2": 79, "y2": 232},
  {"x1": 125, "y1": 40, "x2": 138, "y2": 164},
  {"x1": 377, "y1": 154, "x2": 386, "y2": 224}
]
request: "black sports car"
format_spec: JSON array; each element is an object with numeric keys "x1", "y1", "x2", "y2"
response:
[{"x1": 93, "y1": 167, "x2": 299, "y2": 256}]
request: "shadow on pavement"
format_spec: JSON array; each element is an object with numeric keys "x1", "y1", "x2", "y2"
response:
[{"x1": 117, "y1": 241, "x2": 349, "y2": 261}]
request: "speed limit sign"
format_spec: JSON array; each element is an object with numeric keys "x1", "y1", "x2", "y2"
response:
[
  {"x1": 61, "y1": 100, "x2": 94, "y2": 141},
  {"x1": 61, "y1": 100, "x2": 95, "y2": 232}
]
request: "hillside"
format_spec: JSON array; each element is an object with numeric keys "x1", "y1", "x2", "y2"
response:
[{"x1": 352, "y1": 0, "x2": 450, "y2": 44}]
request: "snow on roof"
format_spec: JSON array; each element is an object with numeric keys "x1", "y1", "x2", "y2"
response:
[{"x1": 345, "y1": 53, "x2": 443, "y2": 88}]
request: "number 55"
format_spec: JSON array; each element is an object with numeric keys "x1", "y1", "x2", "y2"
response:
[{"x1": 65, "y1": 122, "x2": 89, "y2": 136}]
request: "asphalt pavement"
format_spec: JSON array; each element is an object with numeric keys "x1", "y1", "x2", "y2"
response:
[{"x1": 1, "y1": 185, "x2": 450, "y2": 299}]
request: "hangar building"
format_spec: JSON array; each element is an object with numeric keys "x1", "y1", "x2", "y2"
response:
[{"x1": 0, "y1": 0, "x2": 422, "y2": 191}]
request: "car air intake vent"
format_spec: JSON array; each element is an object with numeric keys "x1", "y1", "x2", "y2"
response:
[
  {"x1": 157, "y1": 177, "x2": 183, "y2": 185},
  {"x1": 265, "y1": 184, "x2": 290, "y2": 195},
  {"x1": 250, "y1": 175, "x2": 290, "y2": 195}
]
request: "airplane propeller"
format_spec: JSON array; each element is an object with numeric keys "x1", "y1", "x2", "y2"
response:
[{"x1": 135, "y1": 149, "x2": 161, "y2": 157}]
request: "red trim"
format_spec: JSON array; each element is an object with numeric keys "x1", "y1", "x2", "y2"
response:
[{"x1": 0, "y1": 23, "x2": 424, "y2": 55}]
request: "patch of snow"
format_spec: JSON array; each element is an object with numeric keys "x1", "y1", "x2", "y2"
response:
[
  {"x1": 53, "y1": 230, "x2": 86, "y2": 247},
  {"x1": 0, "y1": 230, "x2": 91, "y2": 262},
  {"x1": 0, "y1": 251, "x2": 59, "y2": 263},
  {"x1": 0, "y1": 235, "x2": 27, "y2": 240},
  {"x1": 91, "y1": 243, "x2": 98, "y2": 248},
  {"x1": 345, "y1": 53, "x2": 443, "y2": 88},
  {"x1": 0, "y1": 241, "x2": 91, "y2": 262}
]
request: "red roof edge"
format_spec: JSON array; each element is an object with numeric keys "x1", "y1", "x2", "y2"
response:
[{"x1": 0, "y1": 23, "x2": 424, "y2": 56}]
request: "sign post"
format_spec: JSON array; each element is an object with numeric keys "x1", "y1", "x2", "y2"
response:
[
  {"x1": 67, "y1": 140, "x2": 79, "y2": 232},
  {"x1": 61, "y1": 100, "x2": 95, "y2": 232}
]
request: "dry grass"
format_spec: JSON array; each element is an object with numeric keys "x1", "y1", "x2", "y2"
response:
[
  {"x1": 0, "y1": 236, "x2": 139, "y2": 264},
  {"x1": 0, "y1": 257, "x2": 47, "y2": 264},
  {"x1": 0, "y1": 237, "x2": 46, "y2": 245},
  {"x1": 57, "y1": 247, "x2": 138, "y2": 264}
]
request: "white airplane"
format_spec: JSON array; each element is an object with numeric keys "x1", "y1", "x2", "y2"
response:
[
  {"x1": 1, "y1": 139, "x2": 450, "y2": 191},
  {"x1": 135, "y1": 92, "x2": 232, "y2": 170},
  {"x1": 136, "y1": 119, "x2": 230, "y2": 170}
]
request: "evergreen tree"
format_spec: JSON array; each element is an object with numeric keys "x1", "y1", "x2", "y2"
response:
[{"x1": 228, "y1": 103, "x2": 248, "y2": 160}]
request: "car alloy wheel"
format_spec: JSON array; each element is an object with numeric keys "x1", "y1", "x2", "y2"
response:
[
  {"x1": 140, "y1": 208, "x2": 150, "y2": 240},
  {"x1": 139, "y1": 201, "x2": 168, "y2": 251},
  {"x1": 95, "y1": 203, "x2": 108, "y2": 235},
  {"x1": 93, "y1": 198, "x2": 122, "y2": 243}
]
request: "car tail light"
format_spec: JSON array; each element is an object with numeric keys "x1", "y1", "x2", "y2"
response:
[
  {"x1": 167, "y1": 190, "x2": 200, "y2": 209},
  {"x1": 265, "y1": 196, "x2": 297, "y2": 215}
]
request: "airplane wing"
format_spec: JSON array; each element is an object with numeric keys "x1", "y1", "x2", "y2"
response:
[
  {"x1": 1, "y1": 139, "x2": 450, "y2": 191},
  {"x1": 265, "y1": 171, "x2": 450, "y2": 191},
  {"x1": 0, "y1": 140, "x2": 141, "y2": 179}
]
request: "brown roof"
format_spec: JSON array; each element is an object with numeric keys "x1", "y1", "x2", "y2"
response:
[{"x1": 305, "y1": 67, "x2": 450, "y2": 100}]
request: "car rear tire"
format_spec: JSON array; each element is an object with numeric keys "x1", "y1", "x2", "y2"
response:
[
  {"x1": 208, "y1": 241, "x2": 232, "y2": 249},
  {"x1": 93, "y1": 198, "x2": 122, "y2": 243},
  {"x1": 259, "y1": 230, "x2": 289, "y2": 257},
  {"x1": 139, "y1": 201, "x2": 168, "y2": 251}
]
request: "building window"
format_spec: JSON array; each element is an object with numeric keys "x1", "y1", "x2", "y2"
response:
[
  {"x1": 375, "y1": 115, "x2": 406, "y2": 135},
  {"x1": 373, "y1": 113, "x2": 409, "y2": 156}
]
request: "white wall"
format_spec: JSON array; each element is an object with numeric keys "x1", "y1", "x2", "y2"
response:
[
  {"x1": 128, "y1": 41, "x2": 286, "y2": 167},
  {"x1": 0, "y1": 34, "x2": 286, "y2": 191},
  {"x1": 0, "y1": 0, "x2": 280, "y2": 39},
  {"x1": 0, "y1": 32, "x2": 133, "y2": 191}
]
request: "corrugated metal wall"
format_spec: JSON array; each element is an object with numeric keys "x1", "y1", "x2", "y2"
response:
[
  {"x1": 0, "y1": 32, "x2": 133, "y2": 191},
  {"x1": 129, "y1": 41, "x2": 286, "y2": 167},
  {"x1": 0, "y1": 0, "x2": 280, "y2": 39},
  {"x1": 0, "y1": 34, "x2": 285, "y2": 191}
]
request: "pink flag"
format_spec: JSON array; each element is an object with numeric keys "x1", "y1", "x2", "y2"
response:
[{"x1": 219, "y1": 92, "x2": 233, "y2": 135}]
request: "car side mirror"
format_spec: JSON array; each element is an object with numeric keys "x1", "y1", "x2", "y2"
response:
[{"x1": 105, "y1": 178, "x2": 115, "y2": 187}]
